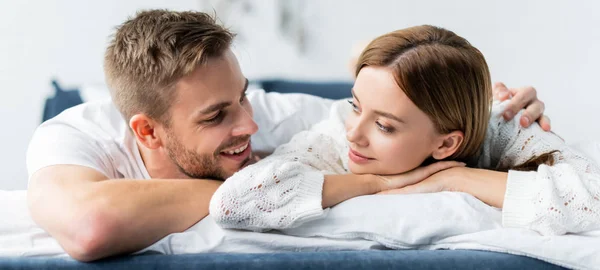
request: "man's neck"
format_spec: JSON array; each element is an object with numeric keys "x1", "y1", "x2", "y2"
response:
[{"x1": 136, "y1": 140, "x2": 190, "y2": 179}]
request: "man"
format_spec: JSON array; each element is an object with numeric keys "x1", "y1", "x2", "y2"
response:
[{"x1": 26, "y1": 10, "x2": 550, "y2": 262}]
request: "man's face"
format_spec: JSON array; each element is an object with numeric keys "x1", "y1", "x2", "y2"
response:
[{"x1": 160, "y1": 50, "x2": 258, "y2": 180}]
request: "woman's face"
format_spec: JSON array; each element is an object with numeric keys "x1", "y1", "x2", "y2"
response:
[{"x1": 345, "y1": 66, "x2": 442, "y2": 175}]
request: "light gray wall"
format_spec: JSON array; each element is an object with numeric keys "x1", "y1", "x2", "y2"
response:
[{"x1": 1, "y1": 0, "x2": 598, "y2": 189}]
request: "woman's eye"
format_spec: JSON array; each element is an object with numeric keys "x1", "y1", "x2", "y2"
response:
[
  {"x1": 376, "y1": 121, "x2": 394, "y2": 133},
  {"x1": 347, "y1": 99, "x2": 360, "y2": 112},
  {"x1": 240, "y1": 91, "x2": 248, "y2": 104}
]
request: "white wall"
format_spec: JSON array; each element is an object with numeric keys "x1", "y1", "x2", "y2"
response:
[
  {"x1": 0, "y1": 0, "x2": 199, "y2": 190},
  {"x1": 1, "y1": 0, "x2": 599, "y2": 190}
]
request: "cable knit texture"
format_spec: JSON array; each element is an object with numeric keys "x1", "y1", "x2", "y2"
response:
[
  {"x1": 210, "y1": 99, "x2": 600, "y2": 235},
  {"x1": 209, "y1": 101, "x2": 350, "y2": 231},
  {"x1": 479, "y1": 101, "x2": 600, "y2": 235}
]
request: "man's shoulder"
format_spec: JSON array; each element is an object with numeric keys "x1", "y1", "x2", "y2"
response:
[
  {"x1": 27, "y1": 99, "x2": 139, "y2": 180},
  {"x1": 37, "y1": 98, "x2": 127, "y2": 142}
]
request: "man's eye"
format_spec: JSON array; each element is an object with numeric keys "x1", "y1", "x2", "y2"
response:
[{"x1": 203, "y1": 111, "x2": 225, "y2": 124}]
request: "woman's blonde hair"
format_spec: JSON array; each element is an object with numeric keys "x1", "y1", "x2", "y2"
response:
[{"x1": 356, "y1": 25, "x2": 493, "y2": 161}]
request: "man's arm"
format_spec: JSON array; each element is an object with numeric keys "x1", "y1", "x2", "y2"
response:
[{"x1": 27, "y1": 165, "x2": 221, "y2": 262}]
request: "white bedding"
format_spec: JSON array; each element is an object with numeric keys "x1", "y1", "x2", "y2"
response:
[
  {"x1": 3, "y1": 142, "x2": 600, "y2": 269},
  {"x1": 3, "y1": 190, "x2": 598, "y2": 269},
  {"x1": 0, "y1": 190, "x2": 64, "y2": 257},
  {"x1": 139, "y1": 193, "x2": 600, "y2": 270}
]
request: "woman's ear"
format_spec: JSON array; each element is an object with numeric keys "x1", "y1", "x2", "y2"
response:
[
  {"x1": 431, "y1": 130, "x2": 464, "y2": 160},
  {"x1": 130, "y1": 114, "x2": 163, "y2": 150}
]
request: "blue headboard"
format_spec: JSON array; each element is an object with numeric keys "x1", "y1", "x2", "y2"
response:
[{"x1": 41, "y1": 79, "x2": 354, "y2": 122}]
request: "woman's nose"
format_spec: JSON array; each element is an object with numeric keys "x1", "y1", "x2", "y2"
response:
[{"x1": 346, "y1": 125, "x2": 368, "y2": 147}]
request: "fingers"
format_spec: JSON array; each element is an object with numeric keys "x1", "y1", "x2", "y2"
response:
[
  {"x1": 377, "y1": 181, "x2": 436, "y2": 195},
  {"x1": 377, "y1": 188, "x2": 409, "y2": 195},
  {"x1": 380, "y1": 161, "x2": 465, "y2": 191},
  {"x1": 420, "y1": 161, "x2": 466, "y2": 178},
  {"x1": 377, "y1": 185, "x2": 419, "y2": 195},
  {"x1": 493, "y1": 82, "x2": 512, "y2": 101},
  {"x1": 502, "y1": 86, "x2": 537, "y2": 121},
  {"x1": 519, "y1": 100, "x2": 545, "y2": 128},
  {"x1": 538, "y1": 115, "x2": 552, "y2": 131},
  {"x1": 403, "y1": 161, "x2": 464, "y2": 187}
]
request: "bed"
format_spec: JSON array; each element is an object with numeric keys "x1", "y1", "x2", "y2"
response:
[
  {"x1": 1, "y1": 79, "x2": 577, "y2": 270},
  {"x1": 0, "y1": 250, "x2": 565, "y2": 270}
]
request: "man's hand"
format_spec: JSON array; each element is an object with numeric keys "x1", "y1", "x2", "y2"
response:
[{"x1": 493, "y1": 82, "x2": 551, "y2": 131}]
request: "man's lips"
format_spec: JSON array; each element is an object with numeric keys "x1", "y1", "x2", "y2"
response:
[
  {"x1": 219, "y1": 142, "x2": 252, "y2": 163},
  {"x1": 219, "y1": 141, "x2": 250, "y2": 154}
]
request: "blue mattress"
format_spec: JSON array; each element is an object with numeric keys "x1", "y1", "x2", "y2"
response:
[{"x1": 0, "y1": 250, "x2": 564, "y2": 269}]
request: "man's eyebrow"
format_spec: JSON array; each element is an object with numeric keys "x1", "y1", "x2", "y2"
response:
[
  {"x1": 194, "y1": 78, "x2": 249, "y2": 117},
  {"x1": 197, "y1": 101, "x2": 231, "y2": 116}
]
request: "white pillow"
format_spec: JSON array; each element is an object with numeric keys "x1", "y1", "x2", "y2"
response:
[
  {"x1": 0, "y1": 190, "x2": 65, "y2": 257},
  {"x1": 280, "y1": 192, "x2": 503, "y2": 248},
  {"x1": 143, "y1": 191, "x2": 598, "y2": 269}
]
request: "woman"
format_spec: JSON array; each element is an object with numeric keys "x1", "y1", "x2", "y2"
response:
[{"x1": 209, "y1": 25, "x2": 600, "y2": 235}]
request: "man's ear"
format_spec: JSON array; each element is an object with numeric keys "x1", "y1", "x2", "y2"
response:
[
  {"x1": 130, "y1": 114, "x2": 163, "y2": 150},
  {"x1": 431, "y1": 130, "x2": 464, "y2": 160}
]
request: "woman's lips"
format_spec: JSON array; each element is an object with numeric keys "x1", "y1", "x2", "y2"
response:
[{"x1": 348, "y1": 148, "x2": 374, "y2": 164}]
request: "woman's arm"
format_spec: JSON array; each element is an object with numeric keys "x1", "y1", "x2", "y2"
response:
[
  {"x1": 377, "y1": 166, "x2": 507, "y2": 209},
  {"x1": 210, "y1": 130, "x2": 351, "y2": 231},
  {"x1": 210, "y1": 100, "x2": 464, "y2": 231},
  {"x1": 210, "y1": 128, "x2": 462, "y2": 231},
  {"x1": 385, "y1": 103, "x2": 600, "y2": 235},
  {"x1": 484, "y1": 101, "x2": 600, "y2": 235}
]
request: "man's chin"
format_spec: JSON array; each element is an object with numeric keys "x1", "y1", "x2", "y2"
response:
[{"x1": 220, "y1": 160, "x2": 251, "y2": 180}]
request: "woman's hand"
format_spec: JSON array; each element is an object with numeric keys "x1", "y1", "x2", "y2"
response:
[
  {"x1": 374, "y1": 161, "x2": 466, "y2": 192},
  {"x1": 322, "y1": 161, "x2": 463, "y2": 209},
  {"x1": 378, "y1": 166, "x2": 508, "y2": 208}
]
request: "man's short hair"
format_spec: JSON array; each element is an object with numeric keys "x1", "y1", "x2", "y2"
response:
[{"x1": 104, "y1": 9, "x2": 234, "y2": 125}]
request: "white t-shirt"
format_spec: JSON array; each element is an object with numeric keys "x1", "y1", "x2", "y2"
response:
[{"x1": 26, "y1": 89, "x2": 334, "y2": 181}]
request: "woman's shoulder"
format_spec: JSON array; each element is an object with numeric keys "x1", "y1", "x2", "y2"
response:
[{"x1": 309, "y1": 99, "x2": 351, "y2": 141}]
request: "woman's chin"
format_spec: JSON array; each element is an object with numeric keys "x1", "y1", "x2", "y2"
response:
[
  {"x1": 348, "y1": 163, "x2": 370, "y2": 175},
  {"x1": 348, "y1": 163, "x2": 384, "y2": 175},
  {"x1": 349, "y1": 162, "x2": 413, "y2": 176}
]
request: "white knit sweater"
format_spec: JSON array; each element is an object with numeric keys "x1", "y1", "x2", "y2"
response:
[{"x1": 209, "y1": 99, "x2": 600, "y2": 235}]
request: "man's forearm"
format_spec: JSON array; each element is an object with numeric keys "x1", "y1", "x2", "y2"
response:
[
  {"x1": 81, "y1": 179, "x2": 222, "y2": 258},
  {"x1": 28, "y1": 173, "x2": 221, "y2": 261}
]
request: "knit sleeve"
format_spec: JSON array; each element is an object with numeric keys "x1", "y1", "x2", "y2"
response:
[
  {"x1": 482, "y1": 101, "x2": 600, "y2": 235},
  {"x1": 209, "y1": 101, "x2": 350, "y2": 231}
]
